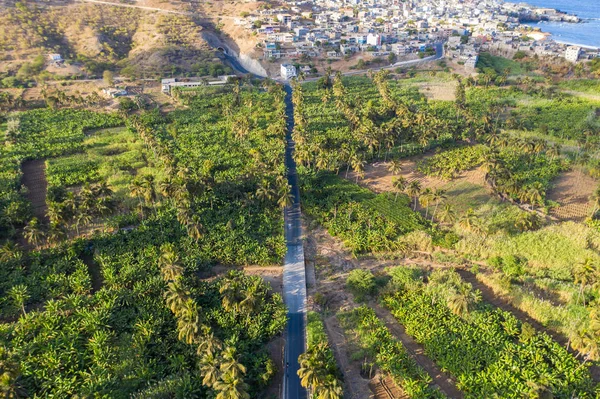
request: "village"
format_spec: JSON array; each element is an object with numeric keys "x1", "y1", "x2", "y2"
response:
[{"x1": 225, "y1": 0, "x2": 599, "y2": 79}]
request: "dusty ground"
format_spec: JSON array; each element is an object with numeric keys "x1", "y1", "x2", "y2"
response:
[
  {"x1": 547, "y1": 168, "x2": 596, "y2": 221},
  {"x1": 346, "y1": 157, "x2": 486, "y2": 194},
  {"x1": 416, "y1": 80, "x2": 457, "y2": 101}
]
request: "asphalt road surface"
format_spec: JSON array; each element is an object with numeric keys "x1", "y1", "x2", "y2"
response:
[{"x1": 282, "y1": 84, "x2": 308, "y2": 399}]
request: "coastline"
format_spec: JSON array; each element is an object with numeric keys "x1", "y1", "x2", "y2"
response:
[{"x1": 509, "y1": 0, "x2": 600, "y2": 49}]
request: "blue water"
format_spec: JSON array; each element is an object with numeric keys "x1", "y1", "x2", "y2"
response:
[{"x1": 520, "y1": 0, "x2": 600, "y2": 48}]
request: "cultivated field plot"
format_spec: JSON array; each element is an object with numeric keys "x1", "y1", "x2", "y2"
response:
[{"x1": 547, "y1": 169, "x2": 595, "y2": 221}]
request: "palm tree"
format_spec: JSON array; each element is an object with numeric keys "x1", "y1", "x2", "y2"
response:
[
  {"x1": 297, "y1": 351, "x2": 323, "y2": 390},
  {"x1": 159, "y1": 243, "x2": 183, "y2": 282},
  {"x1": 164, "y1": 280, "x2": 190, "y2": 315},
  {"x1": 197, "y1": 325, "x2": 223, "y2": 357},
  {"x1": 405, "y1": 181, "x2": 422, "y2": 211},
  {"x1": 573, "y1": 259, "x2": 598, "y2": 306},
  {"x1": 200, "y1": 352, "x2": 221, "y2": 388},
  {"x1": 47, "y1": 223, "x2": 66, "y2": 245},
  {"x1": 388, "y1": 159, "x2": 402, "y2": 175},
  {"x1": 187, "y1": 215, "x2": 204, "y2": 241},
  {"x1": 239, "y1": 279, "x2": 264, "y2": 315},
  {"x1": 392, "y1": 176, "x2": 407, "y2": 202},
  {"x1": 458, "y1": 208, "x2": 477, "y2": 232},
  {"x1": 23, "y1": 217, "x2": 44, "y2": 247},
  {"x1": 437, "y1": 203, "x2": 456, "y2": 225},
  {"x1": 8, "y1": 284, "x2": 29, "y2": 316},
  {"x1": 526, "y1": 182, "x2": 544, "y2": 210},
  {"x1": 430, "y1": 189, "x2": 447, "y2": 222},
  {"x1": 177, "y1": 298, "x2": 200, "y2": 344},
  {"x1": 350, "y1": 155, "x2": 365, "y2": 183},
  {"x1": 419, "y1": 188, "x2": 433, "y2": 218},
  {"x1": 220, "y1": 276, "x2": 242, "y2": 313},
  {"x1": 220, "y1": 346, "x2": 247, "y2": 379},
  {"x1": 277, "y1": 183, "x2": 294, "y2": 209},
  {"x1": 214, "y1": 370, "x2": 250, "y2": 399},
  {"x1": 129, "y1": 178, "x2": 146, "y2": 217},
  {"x1": 317, "y1": 375, "x2": 343, "y2": 399},
  {"x1": 447, "y1": 283, "x2": 481, "y2": 316}
]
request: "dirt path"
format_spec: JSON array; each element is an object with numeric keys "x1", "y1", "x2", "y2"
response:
[
  {"x1": 304, "y1": 220, "x2": 464, "y2": 398},
  {"x1": 547, "y1": 168, "x2": 596, "y2": 221},
  {"x1": 21, "y1": 160, "x2": 49, "y2": 223},
  {"x1": 81, "y1": 252, "x2": 103, "y2": 293},
  {"x1": 369, "y1": 302, "x2": 463, "y2": 399}
]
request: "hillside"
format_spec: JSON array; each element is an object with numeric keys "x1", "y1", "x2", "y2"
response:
[{"x1": 0, "y1": 0, "x2": 230, "y2": 80}]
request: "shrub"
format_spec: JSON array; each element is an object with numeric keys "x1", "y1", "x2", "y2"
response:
[{"x1": 346, "y1": 269, "x2": 376, "y2": 300}]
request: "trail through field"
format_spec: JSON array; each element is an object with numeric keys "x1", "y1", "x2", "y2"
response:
[
  {"x1": 81, "y1": 252, "x2": 103, "y2": 293},
  {"x1": 369, "y1": 301, "x2": 463, "y2": 398},
  {"x1": 547, "y1": 168, "x2": 596, "y2": 221},
  {"x1": 21, "y1": 160, "x2": 49, "y2": 223},
  {"x1": 370, "y1": 375, "x2": 408, "y2": 399},
  {"x1": 304, "y1": 220, "x2": 463, "y2": 398}
]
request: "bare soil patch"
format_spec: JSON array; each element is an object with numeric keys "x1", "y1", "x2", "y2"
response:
[
  {"x1": 416, "y1": 80, "x2": 457, "y2": 101},
  {"x1": 346, "y1": 158, "x2": 486, "y2": 196},
  {"x1": 21, "y1": 160, "x2": 49, "y2": 222},
  {"x1": 547, "y1": 169, "x2": 596, "y2": 221}
]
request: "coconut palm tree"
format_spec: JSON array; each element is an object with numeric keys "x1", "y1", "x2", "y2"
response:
[
  {"x1": 297, "y1": 351, "x2": 324, "y2": 390},
  {"x1": 447, "y1": 283, "x2": 481, "y2": 316},
  {"x1": 437, "y1": 203, "x2": 456, "y2": 225},
  {"x1": 177, "y1": 298, "x2": 200, "y2": 344},
  {"x1": 200, "y1": 352, "x2": 221, "y2": 388},
  {"x1": 392, "y1": 176, "x2": 407, "y2": 202},
  {"x1": 405, "y1": 181, "x2": 422, "y2": 211},
  {"x1": 214, "y1": 370, "x2": 250, "y2": 399},
  {"x1": 388, "y1": 159, "x2": 402, "y2": 175},
  {"x1": 573, "y1": 259, "x2": 598, "y2": 306},
  {"x1": 159, "y1": 243, "x2": 183, "y2": 282},
  {"x1": 220, "y1": 276, "x2": 243, "y2": 313},
  {"x1": 164, "y1": 280, "x2": 190, "y2": 315},
  {"x1": 220, "y1": 346, "x2": 247, "y2": 379},
  {"x1": 317, "y1": 374, "x2": 343, "y2": 399},
  {"x1": 430, "y1": 189, "x2": 447, "y2": 222}
]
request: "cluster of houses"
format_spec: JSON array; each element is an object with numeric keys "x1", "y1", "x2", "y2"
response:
[{"x1": 228, "y1": 0, "x2": 598, "y2": 78}]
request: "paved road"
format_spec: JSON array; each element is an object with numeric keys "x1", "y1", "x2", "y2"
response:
[
  {"x1": 222, "y1": 53, "x2": 307, "y2": 399},
  {"x1": 282, "y1": 84, "x2": 308, "y2": 399}
]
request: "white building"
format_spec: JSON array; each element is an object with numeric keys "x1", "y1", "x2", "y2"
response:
[
  {"x1": 565, "y1": 46, "x2": 581, "y2": 63},
  {"x1": 281, "y1": 63, "x2": 297, "y2": 80},
  {"x1": 367, "y1": 33, "x2": 382, "y2": 47}
]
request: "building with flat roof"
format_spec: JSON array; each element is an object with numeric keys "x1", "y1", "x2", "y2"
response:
[
  {"x1": 280, "y1": 63, "x2": 297, "y2": 80},
  {"x1": 565, "y1": 46, "x2": 581, "y2": 63}
]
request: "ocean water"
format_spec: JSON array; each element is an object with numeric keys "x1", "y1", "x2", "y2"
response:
[{"x1": 519, "y1": 0, "x2": 600, "y2": 49}]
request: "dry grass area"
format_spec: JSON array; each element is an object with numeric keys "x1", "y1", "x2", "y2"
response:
[
  {"x1": 416, "y1": 80, "x2": 457, "y2": 101},
  {"x1": 547, "y1": 168, "x2": 596, "y2": 221},
  {"x1": 346, "y1": 157, "x2": 486, "y2": 194}
]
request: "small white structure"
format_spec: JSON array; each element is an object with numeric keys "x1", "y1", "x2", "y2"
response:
[
  {"x1": 280, "y1": 63, "x2": 297, "y2": 80},
  {"x1": 565, "y1": 46, "x2": 581, "y2": 63},
  {"x1": 465, "y1": 55, "x2": 479, "y2": 69}
]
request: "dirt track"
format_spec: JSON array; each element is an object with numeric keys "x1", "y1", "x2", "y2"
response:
[{"x1": 21, "y1": 160, "x2": 48, "y2": 222}]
